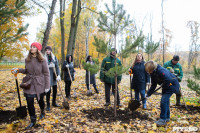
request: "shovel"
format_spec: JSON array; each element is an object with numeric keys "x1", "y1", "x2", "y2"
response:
[
  {"x1": 11, "y1": 69, "x2": 27, "y2": 118},
  {"x1": 128, "y1": 74, "x2": 135, "y2": 110},
  {"x1": 52, "y1": 67, "x2": 69, "y2": 109},
  {"x1": 130, "y1": 84, "x2": 163, "y2": 111},
  {"x1": 67, "y1": 67, "x2": 77, "y2": 98}
]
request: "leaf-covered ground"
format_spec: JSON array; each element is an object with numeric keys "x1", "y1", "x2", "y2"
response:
[{"x1": 0, "y1": 69, "x2": 200, "y2": 132}]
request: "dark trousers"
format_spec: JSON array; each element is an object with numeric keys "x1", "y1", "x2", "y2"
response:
[
  {"x1": 46, "y1": 85, "x2": 58, "y2": 106},
  {"x1": 86, "y1": 84, "x2": 98, "y2": 92},
  {"x1": 25, "y1": 93, "x2": 45, "y2": 117},
  {"x1": 176, "y1": 89, "x2": 181, "y2": 104},
  {"x1": 105, "y1": 83, "x2": 120, "y2": 104},
  {"x1": 65, "y1": 81, "x2": 72, "y2": 97}
]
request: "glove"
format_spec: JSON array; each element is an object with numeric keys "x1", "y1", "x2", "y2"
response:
[
  {"x1": 146, "y1": 82, "x2": 151, "y2": 88},
  {"x1": 48, "y1": 63, "x2": 55, "y2": 68},
  {"x1": 145, "y1": 94, "x2": 150, "y2": 100},
  {"x1": 128, "y1": 69, "x2": 132, "y2": 74},
  {"x1": 11, "y1": 68, "x2": 19, "y2": 74},
  {"x1": 45, "y1": 88, "x2": 50, "y2": 93},
  {"x1": 56, "y1": 75, "x2": 61, "y2": 81},
  {"x1": 66, "y1": 64, "x2": 69, "y2": 68},
  {"x1": 177, "y1": 77, "x2": 181, "y2": 82},
  {"x1": 117, "y1": 80, "x2": 121, "y2": 84}
]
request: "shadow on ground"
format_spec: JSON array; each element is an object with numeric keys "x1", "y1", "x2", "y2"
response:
[{"x1": 82, "y1": 107, "x2": 153, "y2": 124}]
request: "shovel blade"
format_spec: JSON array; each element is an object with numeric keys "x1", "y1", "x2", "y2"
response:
[
  {"x1": 128, "y1": 99, "x2": 141, "y2": 111},
  {"x1": 16, "y1": 106, "x2": 27, "y2": 118}
]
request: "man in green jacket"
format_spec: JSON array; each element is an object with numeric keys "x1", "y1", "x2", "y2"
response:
[
  {"x1": 100, "y1": 48, "x2": 122, "y2": 106},
  {"x1": 163, "y1": 55, "x2": 183, "y2": 106}
]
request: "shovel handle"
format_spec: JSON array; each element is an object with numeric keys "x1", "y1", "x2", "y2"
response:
[
  {"x1": 15, "y1": 79, "x2": 22, "y2": 107},
  {"x1": 52, "y1": 67, "x2": 66, "y2": 102},
  {"x1": 67, "y1": 67, "x2": 75, "y2": 92},
  {"x1": 140, "y1": 84, "x2": 163, "y2": 102}
]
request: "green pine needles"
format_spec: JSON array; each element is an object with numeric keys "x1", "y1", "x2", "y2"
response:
[
  {"x1": 104, "y1": 65, "x2": 128, "y2": 78},
  {"x1": 187, "y1": 66, "x2": 200, "y2": 95},
  {"x1": 82, "y1": 60, "x2": 100, "y2": 75}
]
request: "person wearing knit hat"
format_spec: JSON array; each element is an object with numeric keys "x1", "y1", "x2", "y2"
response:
[
  {"x1": 44, "y1": 46, "x2": 61, "y2": 111},
  {"x1": 31, "y1": 42, "x2": 42, "y2": 51},
  {"x1": 11, "y1": 42, "x2": 50, "y2": 129}
]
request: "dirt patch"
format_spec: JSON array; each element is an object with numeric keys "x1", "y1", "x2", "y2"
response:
[
  {"x1": 0, "y1": 110, "x2": 20, "y2": 124},
  {"x1": 82, "y1": 107, "x2": 153, "y2": 124}
]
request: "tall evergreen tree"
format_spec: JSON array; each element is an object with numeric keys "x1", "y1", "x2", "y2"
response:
[{"x1": 97, "y1": 0, "x2": 132, "y2": 117}]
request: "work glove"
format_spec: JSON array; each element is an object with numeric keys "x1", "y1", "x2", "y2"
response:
[
  {"x1": 11, "y1": 68, "x2": 19, "y2": 74},
  {"x1": 48, "y1": 63, "x2": 55, "y2": 68},
  {"x1": 45, "y1": 88, "x2": 50, "y2": 93},
  {"x1": 56, "y1": 75, "x2": 61, "y2": 81},
  {"x1": 177, "y1": 77, "x2": 181, "y2": 82},
  {"x1": 66, "y1": 64, "x2": 69, "y2": 68},
  {"x1": 128, "y1": 69, "x2": 132, "y2": 74},
  {"x1": 146, "y1": 82, "x2": 151, "y2": 88}
]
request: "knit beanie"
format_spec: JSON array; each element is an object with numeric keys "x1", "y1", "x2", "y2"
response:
[
  {"x1": 45, "y1": 46, "x2": 52, "y2": 51},
  {"x1": 31, "y1": 42, "x2": 42, "y2": 51}
]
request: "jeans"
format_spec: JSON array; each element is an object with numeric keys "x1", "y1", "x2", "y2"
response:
[
  {"x1": 105, "y1": 83, "x2": 120, "y2": 104},
  {"x1": 135, "y1": 89, "x2": 146, "y2": 104},
  {"x1": 160, "y1": 93, "x2": 173, "y2": 120}
]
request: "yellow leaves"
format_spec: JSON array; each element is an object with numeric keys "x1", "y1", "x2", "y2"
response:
[
  {"x1": 152, "y1": 108, "x2": 157, "y2": 113},
  {"x1": 148, "y1": 131, "x2": 156, "y2": 133},
  {"x1": 152, "y1": 123, "x2": 157, "y2": 130},
  {"x1": 91, "y1": 7, "x2": 95, "y2": 10}
]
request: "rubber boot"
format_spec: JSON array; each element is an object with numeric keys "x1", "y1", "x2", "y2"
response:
[
  {"x1": 176, "y1": 94, "x2": 181, "y2": 106},
  {"x1": 93, "y1": 84, "x2": 99, "y2": 94},
  {"x1": 40, "y1": 109, "x2": 45, "y2": 119},
  {"x1": 25, "y1": 115, "x2": 36, "y2": 130}
]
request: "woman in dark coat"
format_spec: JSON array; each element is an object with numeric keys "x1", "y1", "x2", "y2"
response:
[
  {"x1": 145, "y1": 61, "x2": 180, "y2": 126},
  {"x1": 85, "y1": 55, "x2": 99, "y2": 95},
  {"x1": 12, "y1": 42, "x2": 50, "y2": 129},
  {"x1": 129, "y1": 53, "x2": 150, "y2": 109},
  {"x1": 44, "y1": 46, "x2": 60, "y2": 111},
  {"x1": 62, "y1": 55, "x2": 75, "y2": 99}
]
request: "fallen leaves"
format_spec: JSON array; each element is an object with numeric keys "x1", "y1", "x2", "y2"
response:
[{"x1": 0, "y1": 69, "x2": 200, "y2": 132}]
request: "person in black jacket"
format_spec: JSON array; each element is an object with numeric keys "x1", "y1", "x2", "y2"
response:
[
  {"x1": 129, "y1": 53, "x2": 150, "y2": 109},
  {"x1": 62, "y1": 55, "x2": 75, "y2": 99},
  {"x1": 85, "y1": 55, "x2": 99, "y2": 95}
]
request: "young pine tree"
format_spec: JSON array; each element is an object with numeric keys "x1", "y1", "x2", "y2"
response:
[{"x1": 187, "y1": 66, "x2": 200, "y2": 102}]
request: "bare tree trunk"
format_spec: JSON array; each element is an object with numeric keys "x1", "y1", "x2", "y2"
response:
[
  {"x1": 60, "y1": 0, "x2": 65, "y2": 79},
  {"x1": 161, "y1": 0, "x2": 165, "y2": 65},
  {"x1": 68, "y1": 0, "x2": 81, "y2": 56},
  {"x1": 85, "y1": 18, "x2": 90, "y2": 57},
  {"x1": 41, "y1": 0, "x2": 57, "y2": 54}
]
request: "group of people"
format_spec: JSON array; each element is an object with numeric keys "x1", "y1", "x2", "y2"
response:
[
  {"x1": 11, "y1": 42, "x2": 183, "y2": 128},
  {"x1": 99, "y1": 48, "x2": 183, "y2": 126}
]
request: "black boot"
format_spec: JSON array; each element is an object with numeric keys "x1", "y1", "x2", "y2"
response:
[
  {"x1": 25, "y1": 115, "x2": 36, "y2": 130},
  {"x1": 52, "y1": 102, "x2": 60, "y2": 107},
  {"x1": 93, "y1": 84, "x2": 99, "y2": 94},
  {"x1": 40, "y1": 109, "x2": 45, "y2": 119},
  {"x1": 46, "y1": 91, "x2": 51, "y2": 111},
  {"x1": 46, "y1": 104, "x2": 50, "y2": 111},
  {"x1": 176, "y1": 94, "x2": 181, "y2": 106}
]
